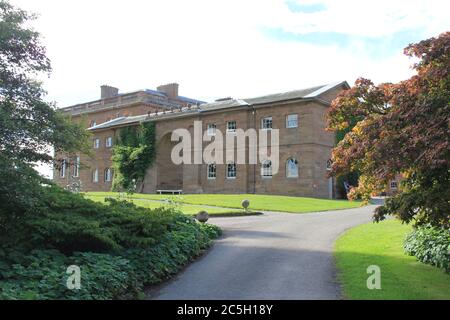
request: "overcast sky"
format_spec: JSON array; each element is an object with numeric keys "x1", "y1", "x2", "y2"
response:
[{"x1": 11, "y1": 0, "x2": 450, "y2": 107}]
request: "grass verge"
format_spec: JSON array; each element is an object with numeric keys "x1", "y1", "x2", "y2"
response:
[
  {"x1": 86, "y1": 192, "x2": 361, "y2": 213},
  {"x1": 334, "y1": 219, "x2": 450, "y2": 300}
]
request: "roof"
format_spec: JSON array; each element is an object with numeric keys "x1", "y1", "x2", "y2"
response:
[
  {"x1": 88, "y1": 115, "x2": 148, "y2": 131},
  {"x1": 88, "y1": 81, "x2": 348, "y2": 131}
]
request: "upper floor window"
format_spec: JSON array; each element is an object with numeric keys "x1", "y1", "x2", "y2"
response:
[
  {"x1": 93, "y1": 138, "x2": 100, "y2": 149},
  {"x1": 261, "y1": 160, "x2": 272, "y2": 178},
  {"x1": 227, "y1": 162, "x2": 237, "y2": 179},
  {"x1": 106, "y1": 137, "x2": 113, "y2": 148},
  {"x1": 286, "y1": 114, "x2": 298, "y2": 128},
  {"x1": 207, "y1": 163, "x2": 217, "y2": 179},
  {"x1": 286, "y1": 158, "x2": 298, "y2": 178},
  {"x1": 262, "y1": 117, "x2": 273, "y2": 130},
  {"x1": 73, "y1": 156, "x2": 80, "y2": 177},
  {"x1": 390, "y1": 180, "x2": 398, "y2": 190},
  {"x1": 207, "y1": 124, "x2": 217, "y2": 136},
  {"x1": 104, "y1": 168, "x2": 113, "y2": 182},
  {"x1": 227, "y1": 121, "x2": 236, "y2": 133},
  {"x1": 92, "y1": 168, "x2": 99, "y2": 183},
  {"x1": 59, "y1": 159, "x2": 66, "y2": 178}
]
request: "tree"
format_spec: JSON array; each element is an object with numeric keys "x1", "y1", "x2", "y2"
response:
[
  {"x1": 0, "y1": 1, "x2": 89, "y2": 222},
  {"x1": 327, "y1": 32, "x2": 449, "y2": 228}
]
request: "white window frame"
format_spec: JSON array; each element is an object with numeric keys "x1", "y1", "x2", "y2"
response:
[
  {"x1": 390, "y1": 180, "x2": 398, "y2": 190},
  {"x1": 104, "y1": 168, "x2": 112, "y2": 182},
  {"x1": 73, "y1": 156, "x2": 80, "y2": 177},
  {"x1": 207, "y1": 124, "x2": 217, "y2": 136},
  {"x1": 106, "y1": 136, "x2": 113, "y2": 148},
  {"x1": 261, "y1": 160, "x2": 272, "y2": 178},
  {"x1": 93, "y1": 138, "x2": 100, "y2": 149},
  {"x1": 262, "y1": 117, "x2": 273, "y2": 130},
  {"x1": 60, "y1": 159, "x2": 66, "y2": 178},
  {"x1": 92, "y1": 169, "x2": 99, "y2": 183},
  {"x1": 226, "y1": 162, "x2": 237, "y2": 179},
  {"x1": 207, "y1": 163, "x2": 217, "y2": 180},
  {"x1": 226, "y1": 121, "x2": 237, "y2": 133},
  {"x1": 286, "y1": 114, "x2": 298, "y2": 128},
  {"x1": 286, "y1": 158, "x2": 299, "y2": 178}
]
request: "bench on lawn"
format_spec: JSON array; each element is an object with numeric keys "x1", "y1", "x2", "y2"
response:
[{"x1": 156, "y1": 189, "x2": 183, "y2": 195}]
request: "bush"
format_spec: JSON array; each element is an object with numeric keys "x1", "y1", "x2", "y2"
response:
[
  {"x1": 2, "y1": 185, "x2": 181, "y2": 254},
  {"x1": 0, "y1": 184, "x2": 222, "y2": 299},
  {"x1": 0, "y1": 219, "x2": 221, "y2": 300},
  {"x1": 404, "y1": 224, "x2": 450, "y2": 273}
]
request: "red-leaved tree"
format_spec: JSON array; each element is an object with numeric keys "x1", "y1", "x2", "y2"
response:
[{"x1": 327, "y1": 32, "x2": 449, "y2": 228}]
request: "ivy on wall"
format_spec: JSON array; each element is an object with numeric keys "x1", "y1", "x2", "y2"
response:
[{"x1": 111, "y1": 122, "x2": 156, "y2": 192}]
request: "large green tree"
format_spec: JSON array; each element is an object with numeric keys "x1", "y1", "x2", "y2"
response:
[
  {"x1": 0, "y1": 1, "x2": 89, "y2": 222},
  {"x1": 327, "y1": 32, "x2": 449, "y2": 228}
]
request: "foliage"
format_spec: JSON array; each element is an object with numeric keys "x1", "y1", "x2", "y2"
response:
[
  {"x1": 404, "y1": 224, "x2": 449, "y2": 273},
  {"x1": 0, "y1": 0, "x2": 90, "y2": 166},
  {"x1": 0, "y1": 0, "x2": 90, "y2": 229},
  {"x1": 0, "y1": 219, "x2": 221, "y2": 300},
  {"x1": 1, "y1": 185, "x2": 182, "y2": 254},
  {"x1": 326, "y1": 32, "x2": 450, "y2": 227},
  {"x1": 112, "y1": 122, "x2": 156, "y2": 192}
]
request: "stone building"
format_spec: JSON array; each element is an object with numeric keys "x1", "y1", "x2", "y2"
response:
[{"x1": 54, "y1": 81, "x2": 349, "y2": 198}]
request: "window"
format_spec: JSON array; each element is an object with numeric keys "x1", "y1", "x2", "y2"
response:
[
  {"x1": 227, "y1": 162, "x2": 237, "y2": 179},
  {"x1": 261, "y1": 160, "x2": 272, "y2": 178},
  {"x1": 92, "y1": 169, "x2": 99, "y2": 183},
  {"x1": 326, "y1": 159, "x2": 332, "y2": 171},
  {"x1": 93, "y1": 138, "x2": 100, "y2": 149},
  {"x1": 286, "y1": 158, "x2": 298, "y2": 178},
  {"x1": 207, "y1": 124, "x2": 217, "y2": 136},
  {"x1": 286, "y1": 114, "x2": 298, "y2": 128},
  {"x1": 59, "y1": 159, "x2": 66, "y2": 178},
  {"x1": 106, "y1": 136, "x2": 113, "y2": 148},
  {"x1": 390, "y1": 180, "x2": 398, "y2": 190},
  {"x1": 207, "y1": 163, "x2": 216, "y2": 179},
  {"x1": 104, "y1": 168, "x2": 112, "y2": 182},
  {"x1": 73, "y1": 156, "x2": 80, "y2": 177},
  {"x1": 90, "y1": 120, "x2": 97, "y2": 127},
  {"x1": 262, "y1": 117, "x2": 272, "y2": 130},
  {"x1": 227, "y1": 121, "x2": 236, "y2": 133}
]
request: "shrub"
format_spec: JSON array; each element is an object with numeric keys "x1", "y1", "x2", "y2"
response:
[
  {"x1": 1, "y1": 185, "x2": 181, "y2": 254},
  {"x1": 404, "y1": 224, "x2": 450, "y2": 273},
  {"x1": 0, "y1": 221, "x2": 221, "y2": 300}
]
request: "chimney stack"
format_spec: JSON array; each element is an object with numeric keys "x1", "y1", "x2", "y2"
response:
[
  {"x1": 157, "y1": 83, "x2": 179, "y2": 99},
  {"x1": 101, "y1": 85, "x2": 119, "y2": 99}
]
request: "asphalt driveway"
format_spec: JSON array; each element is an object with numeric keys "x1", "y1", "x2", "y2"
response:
[{"x1": 147, "y1": 205, "x2": 377, "y2": 300}]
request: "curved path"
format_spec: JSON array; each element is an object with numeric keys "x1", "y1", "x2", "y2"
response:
[{"x1": 148, "y1": 205, "x2": 377, "y2": 300}]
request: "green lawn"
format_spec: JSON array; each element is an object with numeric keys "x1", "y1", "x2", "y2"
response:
[
  {"x1": 84, "y1": 194, "x2": 244, "y2": 215},
  {"x1": 335, "y1": 219, "x2": 450, "y2": 300},
  {"x1": 85, "y1": 192, "x2": 361, "y2": 213}
]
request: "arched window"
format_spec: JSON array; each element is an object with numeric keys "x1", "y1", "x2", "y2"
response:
[
  {"x1": 261, "y1": 160, "x2": 272, "y2": 177},
  {"x1": 227, "y1": 162, "x2": 237, "y2": 179},
  {"x1": 326, "y1": 159, "x2": 332, "y2": 171},
  {"x1": 104, "y1": 168, "x2": 112, "y2": 182},
  {"x1": 286, "y1": 158, "x2": 298, "y2": 178},
  {"x1": 207, "y1": 163, "x2": 216, "y2": 179}
]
